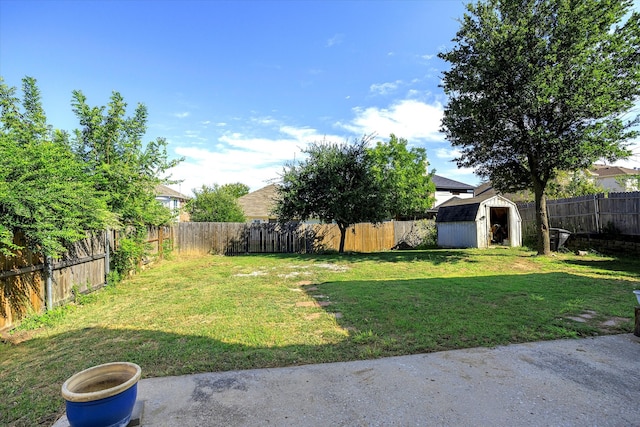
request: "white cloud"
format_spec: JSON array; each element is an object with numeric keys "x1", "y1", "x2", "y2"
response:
[
  {"x1": 337, "y1": 99, "x2": 445, "y2": 142},
  {"x1": 370, "y1": 80, "x2": 403, "y2": 96},
  {"x1": 167, "y1": 125, "x2": 346, "y2": 194},
  {"x1": 164, "y1": 98, "x2": 462, "y2": 196},
  {"x1": 174, "y1": 112, "x2": 190, "y2": 118},
  {"x1": 438, "y1": 166, "x2": 478, "y2": 183},
  {"x1": 610, "y1": 138, "x2": 640, "y2": 170},
  {"x1": 326, "y1": 33, "x2": 344, "y2": 47},
  {"x1": 435, "y1": 147, "x2": 462, "y2": 159}
]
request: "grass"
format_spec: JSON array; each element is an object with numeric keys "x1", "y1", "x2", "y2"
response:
[{"x1": 1, "y1": 247, "x2": 639, "y2": 426}]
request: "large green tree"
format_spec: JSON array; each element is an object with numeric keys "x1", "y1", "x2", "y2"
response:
[
  {"x1": 439, "y1": 0, "x2": 640, "y2": 254},
  {"x1": 188, "y1": 183, "x2": 248, "y2": 222},
  {"x1": 71, "y1": 90, "x2": 181, "y2": 229},
  {"x1": 274, "y1": 136, "x2": 387, "y2": 253},
  {"x1": 0, "y1": 77, "x2": 109, "y2": 257},
  {"x1": 369, "y1": 134, "x2": 436, "y2": 219}
]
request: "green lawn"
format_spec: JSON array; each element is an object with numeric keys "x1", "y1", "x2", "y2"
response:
[{"x1": 1, "y1": 248, "x2": 639, "y2": 426}]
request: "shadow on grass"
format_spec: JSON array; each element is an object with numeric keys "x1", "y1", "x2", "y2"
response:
[{"x1": 562, "y1": 256, "x2": 640, "y2": 278}]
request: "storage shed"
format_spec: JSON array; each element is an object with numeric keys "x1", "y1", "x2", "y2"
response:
[{"x1": 436, "y1": 194, "x2": 522, "y2": 248}]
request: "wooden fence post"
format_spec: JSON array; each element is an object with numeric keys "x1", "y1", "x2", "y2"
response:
[
  {"x1": 104, "y1": 229, "x2": 110, "y2": 285},
  {"x1": 45, "y1": 255, "x2": 53, "y2": 311},
  {"x1": 158, "y1": 226, "x2": 164, "y2": 260}
]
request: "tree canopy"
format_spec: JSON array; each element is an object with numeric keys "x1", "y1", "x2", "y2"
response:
[
  {"x1": 274, "y1": 136, "x2": 387, "y2": 253},
  {"x1": 1, "y1": 75, "x2": 182, "y2": 276},
  {"x1": 369, "y1": 134, "x2": 435, "y2": 220},
  {"x1": 0, "y1": 77, "x2": 110, "y2": 257},
  {"x1": 188, "y1": 183, "x2": 248, "y2": 222},
  {"x1": 71, "y1": 90, "x2": 182, "y2": 230},
  {"x1": 0, "y1": 77, "x2": 110, "y2": 256},
  {"x1": 439, "y1": 0, "x2": 640, "y2": 254}
]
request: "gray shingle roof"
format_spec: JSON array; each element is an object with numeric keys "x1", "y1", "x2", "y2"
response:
[
  {"x1": 155, "y1": 184, "x2": 190, "y2": 200},
  {"x1": 432, "y1": 174, "x2": 475, "y2": 191}
]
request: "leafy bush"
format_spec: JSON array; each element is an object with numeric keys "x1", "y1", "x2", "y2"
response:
[{"x1": 112, "y1": 233, "x2": 145, "y2": 276}]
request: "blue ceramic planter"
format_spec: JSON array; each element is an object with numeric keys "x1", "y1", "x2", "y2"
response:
[{"x1": 62, "y1": 362, "x2": 141, "y2": 427}]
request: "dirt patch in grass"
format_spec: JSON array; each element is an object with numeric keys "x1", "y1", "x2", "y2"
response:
[
  {"x1": 296, "y1": 280, "x2": 314, "y2": 286},
  {"x1": 0, "y1": 329, "x2": 36, "y2": 345},
  {"x1": 295, "y1": 301, "x2": 332, "y2": 307}
]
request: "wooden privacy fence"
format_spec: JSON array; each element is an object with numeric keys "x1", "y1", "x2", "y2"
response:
[
  {"x1": 0, "y1": 227, "x2": 170, "y2": 330},
  {"x1": 517, "y1": 191, "x2": 640, "y2": 237},
  {"x1": 0, "y1": 231, "x2": 112, "y2": 330},
  {"x1": 170, "y1": 221, "x2": 418, "y2": 256}
]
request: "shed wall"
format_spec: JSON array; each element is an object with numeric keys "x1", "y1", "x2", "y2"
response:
[
  {"x1": 437, "y1": 222, "x2": 478, "y2": 248},
  {"x1": 508, "y1": 214, "x2": 522, "y2": 247}
]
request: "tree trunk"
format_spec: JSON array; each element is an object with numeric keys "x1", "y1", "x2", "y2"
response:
[
  {"x1": 533, "y1": 182, "x2": 551, "y2": 255},
  {"x1": 338, "y1": 224, "x2": 347, "y2": 253}
]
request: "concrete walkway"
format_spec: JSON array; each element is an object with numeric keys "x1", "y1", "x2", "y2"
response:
[{"x1": 54, "y1": 334, "x2": 639, "y2": 427}]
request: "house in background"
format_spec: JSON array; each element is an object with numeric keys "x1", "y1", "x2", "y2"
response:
[
  {"x1": 237, "y1": 184, "x2": 279, "y2": 223},
  {"x1": 155, "y1": 184, "x2": 191, "y2": 222},
  {"x1": 432, "y1": 174, "x2": 475, "y2": 207},
  {"x1": 588, "y1": 165, "x2": 640, "y2": 192},
  {"x1": 473, "y1": 181, "x2": 531, "y2": 202}
]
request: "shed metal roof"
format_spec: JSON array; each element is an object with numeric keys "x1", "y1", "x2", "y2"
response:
[
  {"x1": 436, "y1": 202, "x2": 480, "y2": 222},
  {"x1": 435, "y1": 194, "x2": 517, "y2": 223}
]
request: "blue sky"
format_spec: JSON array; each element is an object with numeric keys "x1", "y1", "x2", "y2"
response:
[{"x1": 2, "y1": 0, "x2": 639, "y2": 195}]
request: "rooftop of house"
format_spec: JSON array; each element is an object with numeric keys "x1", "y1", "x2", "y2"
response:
[
  {"x1": 237, "y1": 184, "x2": 278, "y2": 219},
  {"x1": 155, "y1": 184, "x2": 190, "y2": 200},
  {"x1": 432, "y1": 174, "x2": 475, "y2": 191},
  {"x1": 589, "y1": 165, "x2": 640, "y2": 178}
]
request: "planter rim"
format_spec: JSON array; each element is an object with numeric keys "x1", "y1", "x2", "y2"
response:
[{"x1": 62, "y1": 362, "x2": 141, "y2": 403}]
